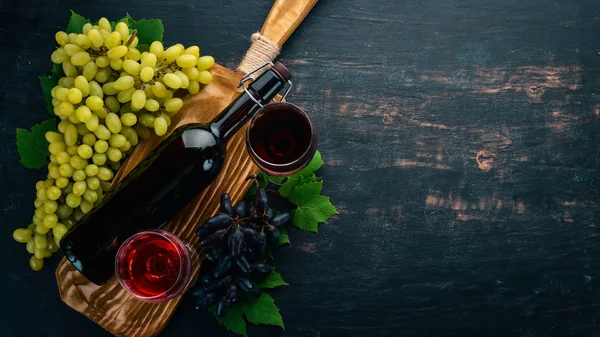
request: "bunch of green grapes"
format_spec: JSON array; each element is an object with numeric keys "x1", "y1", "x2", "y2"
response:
[{"x1": 12, "y1": 17, "x2": 215, "y2": 271}]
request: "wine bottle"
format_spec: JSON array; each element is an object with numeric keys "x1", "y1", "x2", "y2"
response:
[{"x1": 60, "y1": 62, "x2": 292, "y2": 285}]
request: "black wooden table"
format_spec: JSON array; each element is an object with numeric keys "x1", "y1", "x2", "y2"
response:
[{"x1": 2, "y1": 0, "x2": 600, "y2": 336}]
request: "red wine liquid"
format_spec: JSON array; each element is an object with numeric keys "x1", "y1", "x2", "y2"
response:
[
  {"x1": 249, "y1": 108, "x2": 312, "y2": 166},
  {"x1": 116, "y1": 231, "x2": 190, "y2": 299}
]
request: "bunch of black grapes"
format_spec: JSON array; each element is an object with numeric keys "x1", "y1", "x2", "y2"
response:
[{"x1": 192, "y1": 187, "x2": 290, "y2": 316}]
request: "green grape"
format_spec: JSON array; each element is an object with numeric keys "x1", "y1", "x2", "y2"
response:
[
  {"x1": 119, "y1": 113, "x2": 136, "y2": 127},
  {"x1": 174, "y1": 71, "x2": 189, "y2": 89},
  {"x1": 52, "y1": 97, "x2": 62, "y2": 106},
  {"x1": 107, "y1": 147, "x2": 122, "y2": 162},
  {"x1": 183, "y1": 67, "x2": 199, "y2": 80},
  {"x1": 131, "y1": 90, "x2": 146, "y2": 110},
  {"x1": 55, "y1": 87, "x2": 69, "y2": 102},
  {"x1": 97, "y1": 167, "x2": 113, "y2": 181},
  {"x1": 26, "y1": 239, "x2": 36, "y2": 254},
  {"x1": 105, "y1": 31, "x2": 122, "y2": 49},
  {"x1": 44, "y1": 178, "x2": 55, "y2": 188},
  {"x1": 197, "y1": 56, "x2": 215, "y2": 70},
  {"x1": 94, "y1": 139, "x2": 109, "y2": 153},
  {"x1": 72, "y1": 208, "x2": 85, "y2": 221},
  {"x1": 76, "y1": 123, "x2": 88, "y2": 135},
  {"x1": 56, "y1": 151, "x2": 70, "y2": 165},
  {"x1": 76, "y1": 145, "x2": 93, "y2": 160},
  {"x1": 85, "y1": 114, "x2": 100, "y2": 131},
  {"x1": 57, "y1": 101, "x2": 74, "y2": 116},
  {"x1": 74, "y1": 76, "x2": 90, "y2": 96},
  {"x1": 48, "y1": 164, "x2": 60, "y2": 179},
  {"x1": 30, "y1": 256, "x2": 44, "y2": 271},
  {"x1": 117, "y1": 87, "x2": 135, "y2": 103},
  {"x1": 84, "y1": 164, "x2": 99, "y2": 177},
  {"x1": 85, "y1": 96, "x2": 103, "y2": 111},
  {"x1": 68, "y1": 33, "x2": 78, "y2": 43},
  {"x1": 176, "y1": 54, "x2": 197, "y2": 68},
  {"x1": 197, "y1": 70, "x2": 213, "y2": 84},
  {"x1": 115, "y1": 22, "x2": 129, "y2": 40},
  {"x1": 63, "y1": 182, "x2": 74, "y2": 194},
  {"x1": 86, "y1": 176, "x2": 101, "y2": 190},
  {"x1": 121, "y1": 126, "x2": 139, "y2": 146},
  {"x1": 66, "y1": 145, "x2": 78, "y2": 156},
  {"x1": 61, "y1": 77, "x2": 76, "y2": 89},
  {"x1": 73, "y1": 169, "x2": 87, "y2": 181},
  {"x1": 108, "y1": 161, "x2": 121, "y2": 171},
  {"x1": 144, "y1": 99, "x2": 159, "y2": 112},
  {"x1": 35, "y1": 207, "x2": 45, "y2": 219},
  {"x1": 70, "y1": 155, "x2": 87, "y2": 170},
  {"x1": 48, "y1": 141, "x2": 66, "y2": 155},
  {"x1": 36, "y1": 180, "x2": 46, "y2": 190},
  {"x1": 75, "y1": 34, "x2": 91, "y2": 47},
  {"x1": 72, "y1": 181, "x2": 87, "y2": 197},
  {"x1": 62, "y1": 124, "x2": 76, "y2": 146},
  {"x1": 45, "y1": 133, "x2": 63, "y2": 145},
  {"x1": 139, "y1": 114, "x2": 155, "y2": 128},
  {"x1": 71, "y1": 51, "x2": 91, "y2": 66},
  {"x1": 154, "y1": 116, "x2": 168, "y2": 136},
  {"x1": 150, "y1": 41, "x2": 164, "y2": 59},
  {"x1": 94, "y1": 125, "x2": 112, "y2": 140},
  {"x1": 114, "y1": 76, "x2": 135, "y2": 90},
  {"x1": 55, "y1": 31, "x2": 69, "y2": 46},
  {"x1": 164, "y1": 90, "x2": 174, "y2": 101},
  {"x1": 129, "y1": 36, "x2": 139, "y2": 48},
  {"x1": 34, "y1": 245, "x2": 46, "y2": 259},
  {"x1": 123, "y1": 60, "x2": 141, "y2": 76},
  {"x1": 188, "y1": 80, "x2": 200, "y2": 94},
  {"x1": 92, "y1": 153, "x2": 107, "y2": 166},
  {"x1": 83, "y1": 189, "x2": 98, "y2": 203},
  {"x1": 33, "y1": 215, "x2": 42, "y2": 226},
  {"x1": 57, "y1": 203, "x2": 73, "y2": 219},
  {"x1": 108, "y1": 45, "x2": 128, "y2": 60},
  {"x1": 46, "y1": 186, "x2": 61, "y2": 200},
  {"x1": 82, "y1": 62, "x2": 98, "y2": 81},
  {"x1": 163, "y1": 73, "x2": 181, "y2": 89},
  {"x1": 67, "y1": 113, "x2": 81, "y2": 124},
  {"x1": 101, "y1": 181, "x2": 112, "y2": 192},
  {"x1": 88, "y1": 29, "x2": 103, "y2": 48},
  {"x1": 134, "y1": 124, "x2": 151, "y2": 140},
  {"x1": 47, "y1": 240, "x2": 59, "y2": 253},
  {"x1": 52, "y1": 223, "x2": 68, "y2": 241},
  {"x1": 82, "y1": 133, "x2": 96, "y2": 146},
  {"x1": 75, "y1": 106, "x2": 92, "y2": 123},
  {"x1": 110, "y1": 58, "x2": 123, "y2": 71},
  {"x1": 126, "y1": 47, "x2": 140, "y2": 61},
  {"x1": 98, "y1": 17, "x2": 111, "y2": 32},
  {"x1": 51, "y1": 48, "x2": 68, "y2": 64},
  {"x1": 140, "y1": 67, "x2": 154, "y2": 82},
  {"x1": 55, "y1": 176, "x2": 69, "y2": 189},
  {"x1": 109, "y1": 134, "x2": 127, "y2": 148},
  {"x1": 13, "y1": 228, "x2": 32, "y2": 243},
  {"x1": 152, "y1": 82, "x2": 167, "y2": 98},
  {"x1": 67, "y1": 88, "x2": 82, "y2": 105},
  {"x1": 64, "y1": 43, "x2": 83, "y2": 56},
  {"x1": 104, "y1": 96, "x2": 120, "y2": 113},
  {"x1": 165, "y1": 98, "x2": 184, "y2": 113},
  {"x1": 183, "y1": 45, "x2": 200, "y2": 58},
  {"x1": 43, "y1": 200, "x2": 58, "y2": 214},
  {"x1": 102, "y1": 82, "x2": 118, "y2": 96},
  {"x1": 95, "y1": 55, "x2": 109, "y2": 68},
  {"x1": 82, "y1": 23, "x2": 93, "y2": 34},
  {"x1": 162, "y1": 114, "x2": 172, "y2": 127},
  {"x1": 141, "y1": 52, "x2": 157, "y2": 68},
  {"x1": 34, "y1": 233, "x2": 47, "y2": 249},
  {"x1": 43, "y1": 214, "x2": 58, "y2": 228},
  {"x1": 119, "y1": 141, "x2": 132, "y2": 152},
  {"x1": 80, "y1": 199, "x2": 94, "y2": 214},
  {"x1": 106, "y1": 113, "x2": 122, "y2": 133},
  {"x1": 164, "y1": 44, "x2": 184, "y2": 62},
  {"x1": 95, "y1": 68, "x2": 112, "y2": 83},
  {"x1": 50, "y1": 154, "x2": 59, "y2": 165},
  {"x1": 89, "y1": 80, "x2": 103, "y2": 98},
  {"x1": 62, "y1": 61, "x2": 78, "y2": 77}
]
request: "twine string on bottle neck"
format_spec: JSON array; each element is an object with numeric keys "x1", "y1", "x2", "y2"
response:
[{"x1": 238, "y1": 32, "x2": 280, "y2": 79}]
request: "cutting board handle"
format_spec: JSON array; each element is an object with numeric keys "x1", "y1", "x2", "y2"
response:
[{"x1": 238, "y1": 0, "x2": 318, "y2": 75}]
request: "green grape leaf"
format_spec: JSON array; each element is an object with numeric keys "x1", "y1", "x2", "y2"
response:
[
  {"x1": 117, "y1": 13, "x2": 136, "y2": 26},
  {"x1": 241, "y1": 293, "x2": 285, "y2": 330},
  {"x1": 16, "y1": 119, "x2": 57, "y2": 169},
  {"x1": 257, "y1": 267, "x2": 288, "y2": 289},
  {"x1": 50, "y1": 64, "x2": 64, "y2": 80},
  {"x1": 288, "y1": 181, "x2": 322, "y2": 206},
  {"x1": 66, "y1": 10, "x2": 90, "y2": 34},
  {"x1": 39, "y1": 76, "x2": 57, "y2": 116},
  {"x1": 278, "y1": 227, "x2": 290, "y2": 246},
  {"x1": 133, "y1": 19, "x2": 164, "y2": 45},
  {"x1": 291, "y1": 196, "x2": 338, "y2": 233},
  {"x1": 209, "y1": 304, "x2": 247, "y2": 337},
  {"x1": 278, "y1": 151, "x2": 323, "y2": 197},
  {"x1": 136, "y1": 44, "x2": 150, "y2": 53}
]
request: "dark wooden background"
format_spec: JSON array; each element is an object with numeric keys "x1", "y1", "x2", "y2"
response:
[{"x1": 2, "y1": 0, "x2": 600, "y2": 336}]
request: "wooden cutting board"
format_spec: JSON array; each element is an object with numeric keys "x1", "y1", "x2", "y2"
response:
[{"x1": 54, "y1": 1, "x2": 318, "y2": 336}]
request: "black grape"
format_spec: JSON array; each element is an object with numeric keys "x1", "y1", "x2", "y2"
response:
[
  {"x1": 265, "y1": 226, "x2": 280, "y2": 246},
  {"x1": 225, "y1": 284, "x2": 238, "y2": 305},
  {"x1": 199, "y1": 228, "x2": 228, "y2": 247},
  {"x1": 257, "y1": 188, "x2": 268, "y2": 211},
  {"x1": 256, "y1": 231, "x2": 267, "y2": 253},
  {"x1": 229, "y1": 230, "x2": 244, "y2": 257},
  {"x1": 213, "y1": 254, "x2": 233, "y2": 278},
  {"x1": 213, "y1": 275, "x2": 233, "y2": 290},
  {"x1": 233, "y1": 200, "x2": 250, "y2": 218},
  {"x1": 235, "y1": 255, "x2": 251, "y2": 274},
  {"x1": 205, "y1": 213, "x2": 231, "y2": 231},
  {"x1": 245, "y1": 221, "x2": 258, "y2": 229},
  {"x1": 196, "y1": 292, "x2": 217, "y2": 309},
  {"x1": 237, "y1": 277, "x2": 261, "y2": 297},
  {"x1": 217, "y1": 296, "x2": 232, "y2": 317},
  {"x1": 271, "y1": 213, "x2": 290, "y2": 228},
  {"x1": 241, "y1": 247, "x2": 259, "y2": 264},
  {"x1": 250, "y1": 263, "x2": 271, "y2": 276},
  {"x1": 220, "y1": 193, "x2": 233, "y2": 216},
  {"x1": 196, "y1": 225, "x2": 210, "y2": 239},
  {"x1": 191, "y1": 287, "x2": 209, "y2": 297},
  {"x1": 200, "y1": 274, "x2": 212, "y2": 286},
  {"x1": 264, "y1": 208, "x2": 274, "y2": 221}
]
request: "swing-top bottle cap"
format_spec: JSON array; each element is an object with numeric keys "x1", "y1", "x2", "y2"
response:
[{"x1": 272, "y1": 62, "x2": 292, "y2": 82}]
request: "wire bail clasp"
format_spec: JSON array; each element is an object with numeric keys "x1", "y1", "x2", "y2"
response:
[{"x1": 237, "y1": 62, "x2": 293, "y2": 108}]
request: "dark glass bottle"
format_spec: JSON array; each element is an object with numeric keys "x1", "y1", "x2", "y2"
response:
[{"x1": 60, "y1": 62, "x2": 292, "y2": 285}]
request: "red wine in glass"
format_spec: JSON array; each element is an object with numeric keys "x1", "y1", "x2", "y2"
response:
[
  {"x1": 247, "y1": 102, "x2": 317, "y2": 176},
  {"x1": 115, "y1": 229, "x2": 192, "y2": 302}
]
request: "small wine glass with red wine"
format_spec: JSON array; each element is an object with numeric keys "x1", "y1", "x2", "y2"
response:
[
  {"x1": 115, "y1": 229, "x2": 194, "y2": 303},
  {"x1": 246, "y1": 102, "x2": 317, "y2": 176}
]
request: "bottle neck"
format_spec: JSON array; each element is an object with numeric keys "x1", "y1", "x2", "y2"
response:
[{"x1": 210, "y1": 70, "x2": 286, "y2": 141}]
